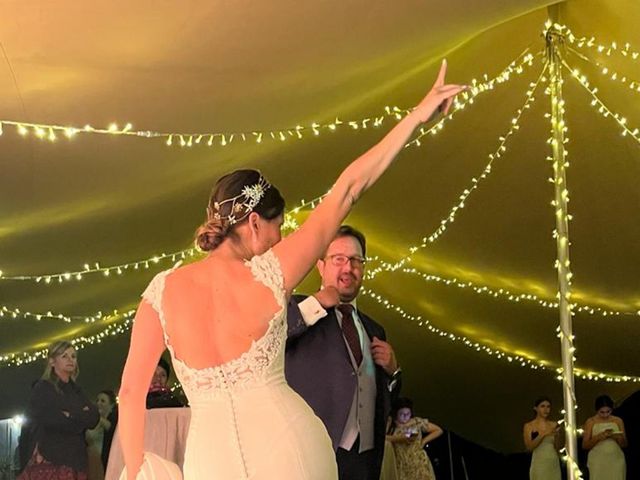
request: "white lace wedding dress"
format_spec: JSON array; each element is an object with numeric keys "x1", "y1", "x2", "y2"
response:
[{"x1": 140, "y1": 250, "x2": 338, "y2": 480}]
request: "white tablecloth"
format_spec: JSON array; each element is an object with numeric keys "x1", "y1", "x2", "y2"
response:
[{"x1": 105, "y1": 408, "x2": 191, "y2": 480}]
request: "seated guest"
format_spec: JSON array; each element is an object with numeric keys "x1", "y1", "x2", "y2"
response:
[
  {"x1": 146, "y1": 358, "x2": 185, "y2": 409},
  {"x1": 18, "y1": 341, "x2": 99, "y2": 480}
]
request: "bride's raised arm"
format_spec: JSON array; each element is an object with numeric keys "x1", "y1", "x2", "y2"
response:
[{"x1": 274, "y1": 60, "x2": 464, "y2": 293}]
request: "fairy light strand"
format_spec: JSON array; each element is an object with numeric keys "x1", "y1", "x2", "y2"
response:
[
  {"x1": 0, "y1": 309, "x2": 136, "y2": 368},
  {"x1": 0, "y1": 249, "x2": 199, "y2": 284},
  {"x1": 0, "y1": 193, "x2": 330, "y2": 283},
  {"x1": 545, "y1": 20, "x2": 583, "y2": 479},
  {"x1": 361, "y1": 286, "x2": 640, "y2": 383},
  {"x1": 567, "y1": 46, "x2": 640, "y2": 96},
  {"x1": 367, "y1": 62, "x2": 547, "y2": 280},
  {"x1": 561, "y1": 24, "x2": 640, "y2": 63},
  {"x1": 396, "y1": 267, "x2": 640, "y2": 318},
  {"x1": 0, "y1": 305, "x2": 114, "y2": 324},
  {"x1": 0, "y1": 50, "x2": 536, "y2": 152},
  {"x1": 0, "y1": 109, "x2": 402, "y2": 148},
  {"x1": 563, "y1": 60, "x2": 640, "y2": 145}
]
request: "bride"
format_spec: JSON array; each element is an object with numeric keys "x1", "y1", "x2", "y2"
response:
[{"x1": 118, "y1": 60, "x2": 463, "y2": 480}]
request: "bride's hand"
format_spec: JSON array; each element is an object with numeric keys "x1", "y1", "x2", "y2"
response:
[{"x1": 413, "y1": 59, "x2": 466, "y2": 123}]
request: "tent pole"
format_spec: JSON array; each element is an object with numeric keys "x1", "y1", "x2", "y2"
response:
[
  {"x1": 447, "y1": 430, "x2": 455, "y2": 480},
  {"x1": 546, "y1": 7, "x2": 582, "y2": 479}
]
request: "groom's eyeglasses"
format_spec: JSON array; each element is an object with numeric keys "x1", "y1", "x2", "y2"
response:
[{"x1": 324, "y1": 254, "x2": 366, "y2": 268}]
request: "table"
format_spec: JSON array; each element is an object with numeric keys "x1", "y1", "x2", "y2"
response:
[{"x1": 105, "y1": 408, "x2": 190, "y2": 480}]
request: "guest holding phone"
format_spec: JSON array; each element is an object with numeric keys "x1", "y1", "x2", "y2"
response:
[
  {"x1": 583, "y1": 394, "x2": 627, "y2": 480},
  {"x1": 523, "y1": 396, "x2": 562, "y2": 480},
  {"x1": 386, "y1": 398, "x2": 442, "y2": 480}
]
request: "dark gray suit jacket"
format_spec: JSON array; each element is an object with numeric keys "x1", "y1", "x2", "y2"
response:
[{"x1": 285, "y1": 295, "x2": 401, "y2": 476}]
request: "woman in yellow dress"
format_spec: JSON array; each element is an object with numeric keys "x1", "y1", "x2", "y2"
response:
[{"x1": 386, "y1": 398, "x2": 443, "y2": 480}]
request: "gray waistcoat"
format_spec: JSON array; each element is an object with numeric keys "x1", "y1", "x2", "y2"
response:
[{"x1": 338, "y1": 315, "x2": 377, "y2": 452}]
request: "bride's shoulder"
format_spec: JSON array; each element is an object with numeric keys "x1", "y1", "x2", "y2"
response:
[{"x1": 166, "y1": 258, "x2": 213, "y2": 282}]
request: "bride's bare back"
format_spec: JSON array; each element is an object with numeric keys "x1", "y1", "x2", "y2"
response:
[{"x1": 161, "y1": 256, "x2": 281, "y2": 369}]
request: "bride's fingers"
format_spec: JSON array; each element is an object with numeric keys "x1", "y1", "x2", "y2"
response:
[
  {"x1": 441, "y1": 97, "x2": 454, "y2": 116},
  {"x1": 438, "y1": 84, "x2": 467, "y2": 95},
  {"x1": 435, "y1": 59, "x2": 447, "y2": 87}
]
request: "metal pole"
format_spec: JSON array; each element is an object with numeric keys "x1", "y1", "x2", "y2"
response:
[
  {"x1": 546, "y1": 7, "x2": 581, "y2": 479},
  {"x1": 461, "y1": 456, "x2": 469, "y2": 480},
  {"x1": 447, "y1": 430, "x2": 455, "y2": 480}
]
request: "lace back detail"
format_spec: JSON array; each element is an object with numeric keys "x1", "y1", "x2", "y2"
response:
[
  {"x1": 146, "y1": 250, "x2": 287, "y2": 400},
  {"x1": 245, "y1": 249, "x2": 285, "y2": 308}
]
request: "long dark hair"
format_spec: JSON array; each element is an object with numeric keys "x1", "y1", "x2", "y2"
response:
[{"x1": 595, "y1": 395, "x2": 614, "y2": 411}]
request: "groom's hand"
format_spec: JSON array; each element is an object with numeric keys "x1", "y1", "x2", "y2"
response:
[
  {"x1": 312, "y1": 286, "x2": 340, "y2": 309},
  {"x1": 371, "y1": 337, "x2": 398, "y2": 375}
]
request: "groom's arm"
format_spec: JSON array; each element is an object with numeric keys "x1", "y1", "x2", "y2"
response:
[{"x1": 287, "y1": 295, "x2": 328, "y2": 341}]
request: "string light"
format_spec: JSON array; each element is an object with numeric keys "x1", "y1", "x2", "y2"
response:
[
  {"x1": 0, "y1": 192, "x2": 331, "y2": 284},
  {"x1": 361, "y1": 286, "x2": 640, "y2": 383},
  {"x1": 367, "y1": 62, "x2": 547, "y2": 280},
  {"x1": 563, "y1": 60, "x2": 640, "y2": 145},
  {"x1": 0, "y1": 51, "x2": 537, "y2": 153},
  {"x1": 546, "y1": 21, "x2": 584, "y2": 480},
  {"x1": 0, "y1": 305, "x2": 112, "y2": 324},
  {"x1": 0, "y1": 309, "x2": 136, "y2": 368},
  {"x1": 567, "y1": 46, "x2": 640, "y2": 95},
  {"x1": 395, "y1": 267, "x2": 639, "y2": 318},
  {"x1": 0, "y1": 113, "x2": 394, "y2": 148},
  {"x1": 0, "y1": 249, "x2": 200, "y2": 283},
  {"x1": 560, "y1": 24, "x2": 640, "y2": 63}
]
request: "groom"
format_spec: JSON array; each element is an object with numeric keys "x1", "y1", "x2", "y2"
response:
[{"x1": 285, "y1": 225, "x2": 402, "y2": 480}]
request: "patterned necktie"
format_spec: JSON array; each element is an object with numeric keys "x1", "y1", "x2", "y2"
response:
[{"x1": 337, "y1": 304, "x2": 362, "y2": 366}]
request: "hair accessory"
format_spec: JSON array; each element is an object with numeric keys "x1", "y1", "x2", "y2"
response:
[{"x1": 210, "y1": 176, "x2": 271, "y2": 225}]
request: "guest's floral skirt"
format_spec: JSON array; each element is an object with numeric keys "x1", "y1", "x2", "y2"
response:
[{"x1": 18, "y1": 450, "x2": 87, "y2": 480}]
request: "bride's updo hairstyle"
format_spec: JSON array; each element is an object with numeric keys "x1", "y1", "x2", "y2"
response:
[{"x1": 195, "y1": 169, "x2": 285, "y2": 251}]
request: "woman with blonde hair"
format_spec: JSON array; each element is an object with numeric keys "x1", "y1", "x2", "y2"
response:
[{"x1": 19, "y1": 341, "x2": 100, "y2": 480}]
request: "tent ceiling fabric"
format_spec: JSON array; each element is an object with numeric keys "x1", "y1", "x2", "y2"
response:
[{"x1": 1, "y1": 0, "x2": 639, "y2": 452}]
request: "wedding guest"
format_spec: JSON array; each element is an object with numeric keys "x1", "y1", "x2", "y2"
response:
[
  {"x1": 523, "y1": 396, "x2": 561, "y2": 480},
  {"x1": 386, "y1": 397, "x2": 442, "y2": 480},
  {"x1": 18, "y1": 341, "x2": 99, "y2": 480},
  {"x1": 583, "y1": 394, "x2": 627, "y2": 480},
  {"x1": 146, "y1": 358, "x2": 185, "y2": 409},
  {"x1": 99, "y1": 390, "x2": 118, "y2": 470},
  {"x1": 85, "y1": 390, "x2": 117, "y2": 479},
  {"x1": 380, "y1": 416, "x2": 399, "y2": 480}
]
